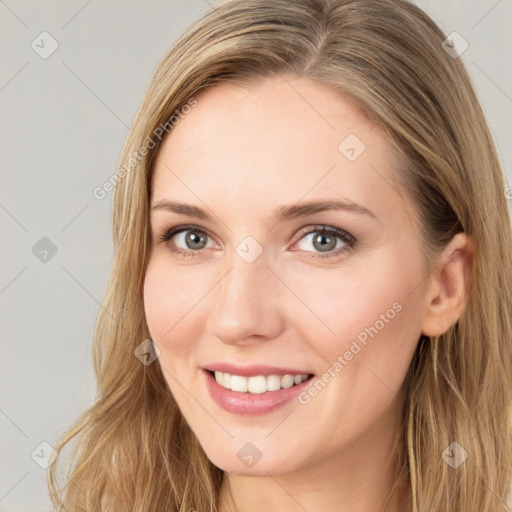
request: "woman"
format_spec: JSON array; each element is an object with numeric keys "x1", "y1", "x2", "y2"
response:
[{"x1": 48, "y1": 0, "x2": 512, "y2": 510}]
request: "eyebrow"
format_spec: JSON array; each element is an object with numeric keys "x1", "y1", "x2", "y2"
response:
[{"x1": 150, "y1": 198, "x2": 376, "y2": 225}]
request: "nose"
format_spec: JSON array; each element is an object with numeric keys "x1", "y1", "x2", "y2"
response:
[{"x1": 206, "y1": 251, "x2": 285, "y2": 346}]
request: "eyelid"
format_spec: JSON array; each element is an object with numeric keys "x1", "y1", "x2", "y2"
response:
[
  {"x1": 157, "y1": 223, "x2": 357, "y2": 259},
  {"x1": 158, "y1": 223, "x2": 219, "y2": 246},
  {"x1": 290, "y1": 224, "x2": 356, "y2": 247}
]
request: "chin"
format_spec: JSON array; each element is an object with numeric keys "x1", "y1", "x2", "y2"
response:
[{"x1": 199, "y1": 440, "x2": 301, "y2": 477}]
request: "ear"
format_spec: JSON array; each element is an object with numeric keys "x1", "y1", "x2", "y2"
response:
[{"x1": 421, "y1": 232, "x2": 475, "y2": 337}]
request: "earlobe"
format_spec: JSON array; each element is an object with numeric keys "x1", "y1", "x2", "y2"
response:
[{"x1": 421, "y1": 233, "x2": 475, "y2": 337}]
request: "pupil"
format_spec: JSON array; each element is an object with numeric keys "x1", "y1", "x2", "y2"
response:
[
  {"x1": 314, "y1": 233, "x2": 336, "y2": 252},
  {"x1": 186, "y1": 231, "x2": 206, "y2": 249}
]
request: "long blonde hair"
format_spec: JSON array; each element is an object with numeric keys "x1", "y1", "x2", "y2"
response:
[{"x1": 48, "y1": 0, "x2": 512, "y2": 510}]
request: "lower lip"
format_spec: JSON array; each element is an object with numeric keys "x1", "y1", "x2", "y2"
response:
[{"x1": 203, "y1": 369, "x2": 313, "y2": 415}]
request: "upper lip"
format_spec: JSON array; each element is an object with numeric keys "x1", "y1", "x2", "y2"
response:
[{"x1": 203, "y1": 363, "x2": 314, "y2": 377}]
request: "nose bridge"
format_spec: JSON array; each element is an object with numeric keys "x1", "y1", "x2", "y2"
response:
[
  {"x1": 207, "y1": 248, "x2": 283, "y2": 344},
  {"x1": 219, "y1": 251, "x2": 272, "y2": 316}
]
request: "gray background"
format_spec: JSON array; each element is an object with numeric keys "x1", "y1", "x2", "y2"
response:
[{"x1": 1, "y1": 1, "x2": 511, "y2": 510}]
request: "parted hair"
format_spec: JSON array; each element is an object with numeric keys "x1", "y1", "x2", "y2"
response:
[{"x1": 48, "y1": 0, "x2": 512, "y2": 510}]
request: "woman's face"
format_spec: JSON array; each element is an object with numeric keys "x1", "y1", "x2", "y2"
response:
[{"x1": 144, "y1": 75, "x2": 429, "y2": 476}]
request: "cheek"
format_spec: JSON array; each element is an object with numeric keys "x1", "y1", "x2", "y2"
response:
[
  {"x1": 143, "y1": 255, "x2": 209, "y2": 360},
  {"x1": 286, "y1": 254, "x2": 423, "y2": 383},
  {"x1": 282, "y1": 259, "x2": 423, "y2": 444},
  {"x1": 143, "y1": 256, "x2": 210, "y2": 408}
]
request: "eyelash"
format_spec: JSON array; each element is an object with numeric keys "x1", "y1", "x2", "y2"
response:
[{"x1": 157, "y1": 223, "x2": 357, "y2": 260}]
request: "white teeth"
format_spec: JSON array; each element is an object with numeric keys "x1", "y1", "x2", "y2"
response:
[
  {"x1": 248, "y1": 376, "x2": 267, "y2": 393},
  {"x1": 266, "y1": 375, "x2": 281, "y2": 391},
  {"x1": 280, "y1": 374, "x2": 295, "y2": 388},
  {"x1": 230, "y1": 374, "x2": 248, "y2": 392},
  {"x1": 222, "y1": 372, "x2": 231, "y2": 389},
  {"x1": 213, "y1": 371, "x2": 310, "y2": 393}
]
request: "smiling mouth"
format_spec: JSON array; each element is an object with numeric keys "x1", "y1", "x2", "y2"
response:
[{"x1": 207, "y1": 370, "x2": 315, "y2": 393}]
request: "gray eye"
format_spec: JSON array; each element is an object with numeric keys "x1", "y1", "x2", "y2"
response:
[
  {"x1": 297, "y1": 231, "x2": 346, "y2": 253},
  {"x1": 175, "y1": 230, "x2": 211, "y2": 250}
]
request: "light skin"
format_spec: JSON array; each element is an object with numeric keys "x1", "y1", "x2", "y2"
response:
[{"x1": 143, "y1": 75, "x2": 473, "y2": 511}]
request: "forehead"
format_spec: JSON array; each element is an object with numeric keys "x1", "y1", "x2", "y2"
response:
[{"x1": 151, "y1": 76, "x2": 406, "y2": 225}]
